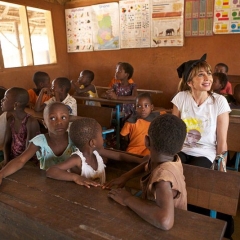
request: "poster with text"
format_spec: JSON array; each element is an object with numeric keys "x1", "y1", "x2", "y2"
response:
[
  {"x1": 92, "y1": 3, "x2": 120, "y2": 50},
  {"x1": 213, "y1": 0, "x2": 240, "y2": 34},
  {"x1": 151, "y1": 0, "x2": 184, "y2": 47},
  {"x1": 65, "y1": 7, "x2": 93, "y2": 52},
  {"x1": 119, "y1": 0, "x2": 151, "y2": 48}
]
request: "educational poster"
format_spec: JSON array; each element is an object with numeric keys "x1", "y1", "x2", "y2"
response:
[
  {"x1": 91, "y1": 3, "x2": 120, "y2": 50},
  {"x1": 213, "y1": 0, "x2": 240, "y2": 34},
  {"x1": 65, "y1": 7, "x2": 93, "y2": 52},
  {"x1": 184, "y1": 0, "x2": 214, "y2": 37},
  {"x1": 119, "y1": 0, "x2": 151, "y2": 49},
  {"x1": 151, "y1": 0, "x2": 184, "y2": 47}
]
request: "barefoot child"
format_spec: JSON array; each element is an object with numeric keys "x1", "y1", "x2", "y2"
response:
[
  {"x1": 104, "y1": 114, "x2": 187, "y2": 230},
  {"x1": 46, "y1": 117, "x2": 144, "y2": 188},
  {"x1": 0, "y1": 102, "x2": 76, "y2": 184}
]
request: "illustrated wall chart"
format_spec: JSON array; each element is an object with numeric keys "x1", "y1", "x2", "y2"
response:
[
  {"x1": 184, "y1": 0, "x2": 214, "y2": 36},
  {"x1": 213, "y1": 0, "x2": 240, "y2": 34},
  {"x1": 119, "y1": 0, "x2": 151, "y2": 48},
  {"x1": 65, "y1": 6, "x2": 93, "y2": 52},
  {"x1": 151, "y1": 0, "x2": 184, "y2": 47},
  {"x1": 91, "y1": 3, "x2": 120, "y2": 50}
]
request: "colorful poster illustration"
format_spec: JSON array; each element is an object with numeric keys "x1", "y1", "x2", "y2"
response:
[
  {"x1": 214, "y1": 0, "x2": 240, "y2": 34},
  {"x1": 151, "y1": 0, "x2": 184, "y2": 47},
  {"x1": 185, "y1": 0, "x2": 214, "y2": 37},
  {"x1": 91, "y1": 3, "x2": 120, "y2": 50},
  {"x1": 119, "y1": 0, "x2": 151, "y2": 48},
  {"x1": 65, "y1": 7, "x2": 93, "y2": 52}
]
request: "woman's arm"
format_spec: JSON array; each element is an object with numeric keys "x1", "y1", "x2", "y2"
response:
[
  {"x1": 108, "y1": 181, "x2": 174, "y2": 230},
  {"x1": 171, "y1": 104, "x2": 181, "y2": 117}
]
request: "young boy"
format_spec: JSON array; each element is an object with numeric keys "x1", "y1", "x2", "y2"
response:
[
  {"x1": 71, "y1": 70, "x2": 100, "y2": 106},
  {"x1": 214, "y1": 63, "x2": 232, "y2": 94},
  {"x1": 103, "y1": 114, "x2": 187, "y2": 230},
  {"x1": 120, "y1": 92, "x2": 164, "y2": 156},
  {"x1": 28, "y1": 71, "x2": 51, "y2": 108},
  {"x1": 34, "y1": 77, "x2": 77, "y2": 116},
  {"x1": 212, "y1": 72, "x2": 228, "y2": 94}
]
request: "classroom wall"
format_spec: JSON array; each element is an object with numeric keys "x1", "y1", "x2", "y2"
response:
[
  {"x1": 0, "y1": 0, "x2": 69, "y2": 90},
  {"x1": 66, "y1": 0, "x2": 240, "y2": 108}
]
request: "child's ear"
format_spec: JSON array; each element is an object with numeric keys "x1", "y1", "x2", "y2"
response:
[
  {"x1": 89, "y1": 139, "x2": 96, "y2": 148},
  {"x1": 42, "y1": 120, "x2": 47, "y2": 129},
  {"x1": 145, "y1": 135, "x2": 150, "y2": 149},
  {"x1": 151, "y1": 104, "x2": 154, "y2": 111}
]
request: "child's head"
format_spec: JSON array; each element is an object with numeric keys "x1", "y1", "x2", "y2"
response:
[
  {"x1": 1, "y1": 87, "x2": 29, "y2": 112},
  {"x1": 135, "y1": 92, "x2": 153, "y2": 119},
  {"x1": 147, "y1": 114, "x2": 186, "y2": 155},
  {"x1": 77, "y1": 70, "x2": 94, "y2": 86},
  {"x1": 43, "y1": 102, "x2": 70, "y2": 134},
  {"x1": 212, "y1": 72, "x2": 228, "y2": 92},
  {"x1": 69, "y1": 117, "x2": 103, "y2": 150},
  {"x1": 214, "y1": 63, "x2": 228, "y2": 74},
  {"x1": 52, "y1": 77, "x2": 71, "y2": 95},
  {"x1": 233, "y1": 84, "x2": 240, "y2": 104},
  {"x1": 33, "y1": 71, "x2": 51, "y2": 89},
  {"x1": 115, "y1": 62, "x2": 134, "y2": 81}
]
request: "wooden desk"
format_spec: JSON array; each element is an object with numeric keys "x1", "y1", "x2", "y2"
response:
[
  {"x1": 0, "y1": 164, "x2": 226, "y2": 240},
  {"x1": 74, "y1": 96, "x2": 135, "y2": 149}
]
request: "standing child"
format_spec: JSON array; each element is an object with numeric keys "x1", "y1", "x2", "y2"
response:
[
  {"x1": 28, "y1": 71, "x2": 51, "y2": 109},
  {"x1": 1, "y1": 87, "x2": 40, "y2": 168},
  {"x1": 102, "y1": 62, "x2": 137, "y2": 120},
  {"x1": 103, "y1": 114, "x2": 187, "y2": 230},
  {"x1": 0, "y1": 102, "x2": 76, "y2": 184},
  {"x1": 46, "y1": 117, "x2": 144, "y2": 188},
  {"x1": 71, "y1": 70, "x2": 100, "y2": 106},
  {"x1": 120, "y1": 92, "x2": 164, "y2": 156},
  {"x1": 34, "y1": 77, "x2": 77, "y2": 116}
]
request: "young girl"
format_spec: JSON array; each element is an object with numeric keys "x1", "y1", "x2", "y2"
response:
[
  {"x1": 1, "y1": 87, "x2": 40, "y2": 168},
  {"x1": 0, "y1": 102, "x2": 76, "y2": 184},
  {"x1": 102, "y1": 62, "x2": 137, "y2": 120},
  {"x1": 71, "y1": 70, "x2": 100, "y2": 106},
  {"x1": 46, "y1": 117, "x2": 144, "y2": 188}
]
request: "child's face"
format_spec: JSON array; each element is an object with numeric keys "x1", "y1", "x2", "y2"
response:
[
  {"x1": 212, "y1": 76, "x2": 222, "y2": 92},
  {"x1": 40, "y1": 78, "x2": 51, "y2": 89},
  {"x1": 115, "y1": 65, "x2": 128, "y2": 81},
  {"x1": 51, "y1": 79, "x2": 62, "y2": 95},
  {"x1": 43, "y1": 104, "x2": 69, "y2": 135},
  {"x1": 94, "y1": 123, "x2": 104, "y2": 150},
  {"x1": 77, "y1": 72, "x2": 91, "y2": 86},
  {"x1": 214, "y1": 65, "x2": 227, "y2": 74},
  {"x1": 1, "y1": 90, "x2": 15, "y2": 112},
  {"x1": 136, "y1": 97, "x2": 153, "y2": 119}
]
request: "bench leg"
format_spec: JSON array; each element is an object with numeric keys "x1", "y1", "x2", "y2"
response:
[{"x1": 210, "y1": 210, "x2": 217, "y2": 218}]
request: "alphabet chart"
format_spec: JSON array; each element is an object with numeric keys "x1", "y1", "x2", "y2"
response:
[
  {"x1": 151, "y1": 0, "x2": 184, "y2": 47},
  {"x1": 213, "y1": 0, "x2": 240, "y2": 34},
  {"x1": 65, "y1": 6, "x2": 93, "y2": 52},
  {"x1": 119, "y1": 0, "x2": 151, "y2": 48}
]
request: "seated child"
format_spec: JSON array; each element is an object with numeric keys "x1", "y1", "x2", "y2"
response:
[
  {"x1": 28, "y1": 71, "x2": 51, "y2": 109},
  {"x1": 0, "y1": 87, "x2": 7, "y2": 151},
  {"x1": 1, "y1": 87, "x2": 40, "y2": 168},
  {"x1": 120, "y1": 92, "x2": 165, "y2": 156},
  {"x1": 102, "y1": 62, "x2": 137, "y2": 120},
  {"x1": 103, "y1": 114, "x2": 187, "y2": 230},
  {"x1": 229, "y1": 84, "x2": 240, "y2": 109},
  {"x1": 71, "y1": 70, "x2": 100, "y2": 106},
  {"x1": 46, "y1": 117, "x2": 144, "y2": 188},
  {"x1": 214, "y1": 63, "x2": 232, "y2": 94},
  {"x1": 212, "y1": 72, "x2": 228, "y2": 94},
  {"x1": 34, "y1": 77, "x2": 77, "y2": 116},
  {"x1": 108, "y1": 62, "x2": 134, "y2": 88},
  {"x1": 0, "y1": 102, "x2": 76, "y2": 185}
]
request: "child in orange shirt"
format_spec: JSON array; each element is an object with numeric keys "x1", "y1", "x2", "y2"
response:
[{"x1": 120, "y1": 92, "x2": 165, "y2": 156}]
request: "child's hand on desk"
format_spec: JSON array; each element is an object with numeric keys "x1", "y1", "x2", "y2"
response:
[
  {"x1": 74, "y1": 175, "x2": 101, "y2": 188},
  {"x1": 102, "y1": 175, "x2": 128, "y2": 189},
  {"x1": 106, "y1": 89, "x2": 117, "y2": 99},
  {"x1": 108, "y1": 188, "x2": 132, "y2": 206}
]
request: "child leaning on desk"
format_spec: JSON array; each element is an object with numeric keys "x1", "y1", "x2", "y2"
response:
[
  {"x1": 71, "y1": 70, "x2": 100, "y2": 106},
  {"x1": 34, "y1": 77, "x2": 77, "y2": 116},
  {"x1": 103, "y1": 114, "x2": 187, "y2": 230},
  {"x1": 0, "y1": 102, "x2": 76, "y2": 184},
  {"x1": 1, "y1": 87, "x2": 40, "y2": 169},
  {"x1": 120, "y1": 92, "x2": 166, "y2": 156},
  {"x1": 46, "y1": 117, "x2": 143, "y2": 188}
]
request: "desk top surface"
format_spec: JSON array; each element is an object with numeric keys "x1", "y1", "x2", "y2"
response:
[{"x1": 0, "y1": 164, "x2": 226, "y2": 240}]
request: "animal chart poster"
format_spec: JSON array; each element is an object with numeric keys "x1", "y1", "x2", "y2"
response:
[
  {"x1": 213, "y1": 0, "x2": 240, "y2": 34},
  {"x1": 65, "y1": 7, "x2": 93, "y2": 52},
  {"x1": 151, "y1": 0, "x2": 184, "y2": 47},
  {"x1": 184, "y1": 0, "x2": 214, "y2": 37},
  {"x1": 119, "y1": 0, "x2": 151, "y2": 49},
  {"x1": 91, "y1": 3, "x2": 120, "y2": 50}
]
